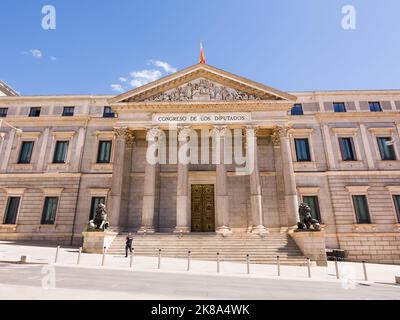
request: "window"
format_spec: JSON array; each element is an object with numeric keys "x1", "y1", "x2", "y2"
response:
[
  {"x1": 0, "y1": 108, "x2": 8, "y2": 118},
  {"x1": 18, "y1": 141, "x2": 34, "y2": 164},
  {"x1": 90, "y1": 197, "x2": 105, "y2": 221},
  {"x1": 393, "y1": 195, "x2": 400, "y2": 223},
  {"x1": 352, "y1": 195, "x2": 371, "y2": 224},
  {"x1": 333, "y1": 102, "x2": 346, "y2": 113},
  {"x1": 303, "y1": 196, "x2": 321, "y2": 222},
  {"x1": 62, "y1": 106, "x2": 75, "y2": 117},
  {"x1": 339, "y1": 137, "x2": 357, "y2": 161},
  {"x1": 41, "y1": 197, "x2": 58, "y2": 225},
  {"x1": 97, "y1": 141, "x2": 112, "y2": 163},
  {"x1": 369, "y1": 102, "x2": 382, "y2": 112},
  {"x1": 3, "y1": 197, "x2": 20, "y2": 225},
  {"x1": 294, "y1": 138, "x2": 311, "y2": 161},
  {"x1": 103, "y1": 106, "x2": 115, "y2": 118},
  {"x1": 291, "y1": 104, "x2": 304, "y2": 116},
  {"x1": 53, "y1": 141, "x2": 69, "y2": 164},
  {"x1": 377, "y1": 137, "x2": 396, "y2": 160},
  {"x1": 29, "y1": 107, "x2": 41, "y2": 117}
]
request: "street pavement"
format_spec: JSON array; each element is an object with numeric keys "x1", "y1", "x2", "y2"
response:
[
  {"x1": 0, "y1": 241, "x2": 399, "y2": 300},
  {"x1": 0, "y1": 263, "x2": 399, "y2": 300}
]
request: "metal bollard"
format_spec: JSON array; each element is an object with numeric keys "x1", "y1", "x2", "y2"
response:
[
  {"x1": 101, "y1": 247, "x2": 106, "y2": 267},
  {"x1": 362, "y1": 261, "x2": 368, "y2": 281},
  {"x1": 54, "y1": 245, "x2": 60, "y2": 263},
  {"x1": 187, "y1": 251, "x2": 191, "y2": 271},
  {"x1": 307, "y1": 258, "x2": 311, "y2": 278},
  {"x1": 277, "y1": 256, "x2": 281, "y2": 277},
  {"x1": 334, "y1": 257, "x2": 340, "y2": 279},
  {"x1": 77, "y1": 247, "x2": 82, "y2": 265},
  {"x1": 158, "y1": 249, "x2": 161, "y2": 269},
  {"x1": 130, "y1": 249, "x2": 134, "y2": 268},
  {"x1": 246, "y1": 254, "x2": 250, "y2": 274},
  {"x1": 217, "y1": 252, "x2": 220, "y2": 273}
]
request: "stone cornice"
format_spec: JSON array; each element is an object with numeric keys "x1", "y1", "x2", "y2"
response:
[{"x1": 112, "y1": 101, "x2": 293, "y2": 113}]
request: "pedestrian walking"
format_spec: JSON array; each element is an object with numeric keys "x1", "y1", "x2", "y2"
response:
[{"x1": 125, "y1": 233, "x2": 133, "y2": 257}]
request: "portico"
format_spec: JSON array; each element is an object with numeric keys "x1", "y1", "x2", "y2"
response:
[{"x1": 106, "y1": 64, "x2": 299, "y2": 234}]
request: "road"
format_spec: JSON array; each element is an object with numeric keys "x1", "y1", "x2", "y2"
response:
[{"x1": 0, "y1": 263, "x2": 399, "y2": 300}]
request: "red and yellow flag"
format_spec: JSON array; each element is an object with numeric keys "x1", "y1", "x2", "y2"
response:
[{"x1": 199, "y1": 43, "x2": 206, "y2": 64}]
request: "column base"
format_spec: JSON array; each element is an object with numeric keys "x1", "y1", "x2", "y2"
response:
[
  {"x1": 173, "y1": 227, "x2": 191, "y2": 234},
  {"x1": 251, "y1": 225, "x2": 269, "y2": 235},
  {"x1": 216, "y1": 226, "x2": 233, "y2": 236},
  {"x1": 137, "y1": 227, "x2": 156, "y2": 235}
]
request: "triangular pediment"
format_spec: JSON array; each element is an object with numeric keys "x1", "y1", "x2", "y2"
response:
[{"x1": 110, "y1": 63, "x2": 296, "y2": 104}]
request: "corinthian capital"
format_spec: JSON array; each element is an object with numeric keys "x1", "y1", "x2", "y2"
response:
[
  {"x1": 211, "y1": 125, "x2": 228, "y2": 138},
  {"x1": 178, "y1": 126, "x2": 193, "y2": 142},
  {"x1": 146, "y1": 127, "x2": 163, "y2": 142},
  {"x1": 245, "y1": 125, "x2": 259, "y2": 138},
  {"x1": 271, "y1": 125, "x2": 290, "y2": 146},
  {"x1": 114, "y1": 127, "x2": 129, "y2": 139}
]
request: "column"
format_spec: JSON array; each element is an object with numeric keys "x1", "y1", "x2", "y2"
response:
[
  {"x1": 246, "y1": 126, "x2": 268, "y2": 234},
  {"x1": 109, "y1": 127, "x2": 133, "y2": 228},
  {"x1": 273, "y1": 126, "x2": 299, "y2": 227},
  {"x1": 212, "y1": 126, "x2": 232, "y2": 234},
  {"x1": 174, "y1": 126, "x2": 191, "y2": 233},
  {"x1": 139, "y1": 127, "x2": 162, "y2": 233}
]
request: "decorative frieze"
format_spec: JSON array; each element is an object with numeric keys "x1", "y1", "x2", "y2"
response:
[{"x1": 145, "y1": 78, "x2": 262, "y2": 102}]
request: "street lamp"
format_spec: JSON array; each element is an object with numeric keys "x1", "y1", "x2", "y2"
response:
[{"x1": 0, "y1": 119, "x2": 23, "y2": 134}]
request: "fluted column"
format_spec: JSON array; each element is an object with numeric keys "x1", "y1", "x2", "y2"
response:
[
  {"x1": 139, "y1": 127, "x2": 162, "y2": 234},
  {"x1": 273, "y1": 126, "x2": 299, "y2": 226},
  {"x1": 174, "y1": 126, "x2": 191, "y2": 233},
  {"x1": 212, "y1": 126, "x2": 232, "y2": 234},
  {"x1": 246, "y1": 126, "x2": 268, "y2": 234},
  {"x1": 109, "y1": 127, "x2": 134, "y2": 228}
]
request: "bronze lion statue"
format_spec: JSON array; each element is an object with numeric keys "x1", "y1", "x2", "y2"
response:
[{"x1": 297, "y1": 203, "x2": 321, "y2": 231}]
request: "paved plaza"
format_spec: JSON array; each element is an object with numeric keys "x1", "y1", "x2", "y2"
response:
[{"x1": 0, "y1": 241, "x2": 399, "y2": 300}]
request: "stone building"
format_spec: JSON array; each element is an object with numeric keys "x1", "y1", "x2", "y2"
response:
[{"x1": 0, "y1": 64, "x2": 399, "y2": 264}]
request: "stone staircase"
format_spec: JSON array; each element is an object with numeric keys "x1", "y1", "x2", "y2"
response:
[{"x1": 107, "y1": 233, "x2": 310, "y2": 266}]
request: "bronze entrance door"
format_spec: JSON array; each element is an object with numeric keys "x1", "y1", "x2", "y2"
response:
[{"x1": 191, "y1": 184, "x2": 215, "y2": 232}]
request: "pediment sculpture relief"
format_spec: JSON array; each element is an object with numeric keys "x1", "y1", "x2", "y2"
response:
[{"x1": 145, "y1": 78, "x2": 262, "y2": 102}]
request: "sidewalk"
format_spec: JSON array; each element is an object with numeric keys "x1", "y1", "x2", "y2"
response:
[{"x1": 1, "y1": 241, "x2": 399, "y2": 284}]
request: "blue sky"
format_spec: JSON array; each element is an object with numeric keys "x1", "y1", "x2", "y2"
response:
[{"x1": 1, "y1": 0, "x2": 400, "y2": 95}]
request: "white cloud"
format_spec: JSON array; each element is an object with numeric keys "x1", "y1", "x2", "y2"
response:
[
  {"x1": 50, "y1": 56, "x2": 57, "y2": 61},
  {"x1": 130, "y1": 70, "x2": 162, "y2": 82},
  {"x1": 149, "y1": 60, "x2": 177, "y2": 74},
  {"x1": 110, "y1": 84, "x2": 125, "y2": 92},
  {"x1": 112, "y1": 59, "x2": 176, "y2": 90},
  {"x1": 22, "y1": 49, "x2": 43, "y2": 59}
]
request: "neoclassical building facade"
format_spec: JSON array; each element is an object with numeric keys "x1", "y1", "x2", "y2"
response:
[{"x1": 0, "y1": 64, "x2": 400, "y2": 263}]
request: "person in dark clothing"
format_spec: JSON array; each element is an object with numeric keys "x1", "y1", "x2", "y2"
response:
[{"x1": 125, "y1": 233, "x2": 133, "y2": 257}]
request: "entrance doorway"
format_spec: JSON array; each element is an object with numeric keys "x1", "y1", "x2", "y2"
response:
[{"x1": 191, "y1": 184, "x2": 215, "y2": 232}]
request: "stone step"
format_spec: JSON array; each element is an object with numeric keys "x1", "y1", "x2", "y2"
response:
[{"x1": 108, "y1": 233, "x2": 307, "y2": 265}]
